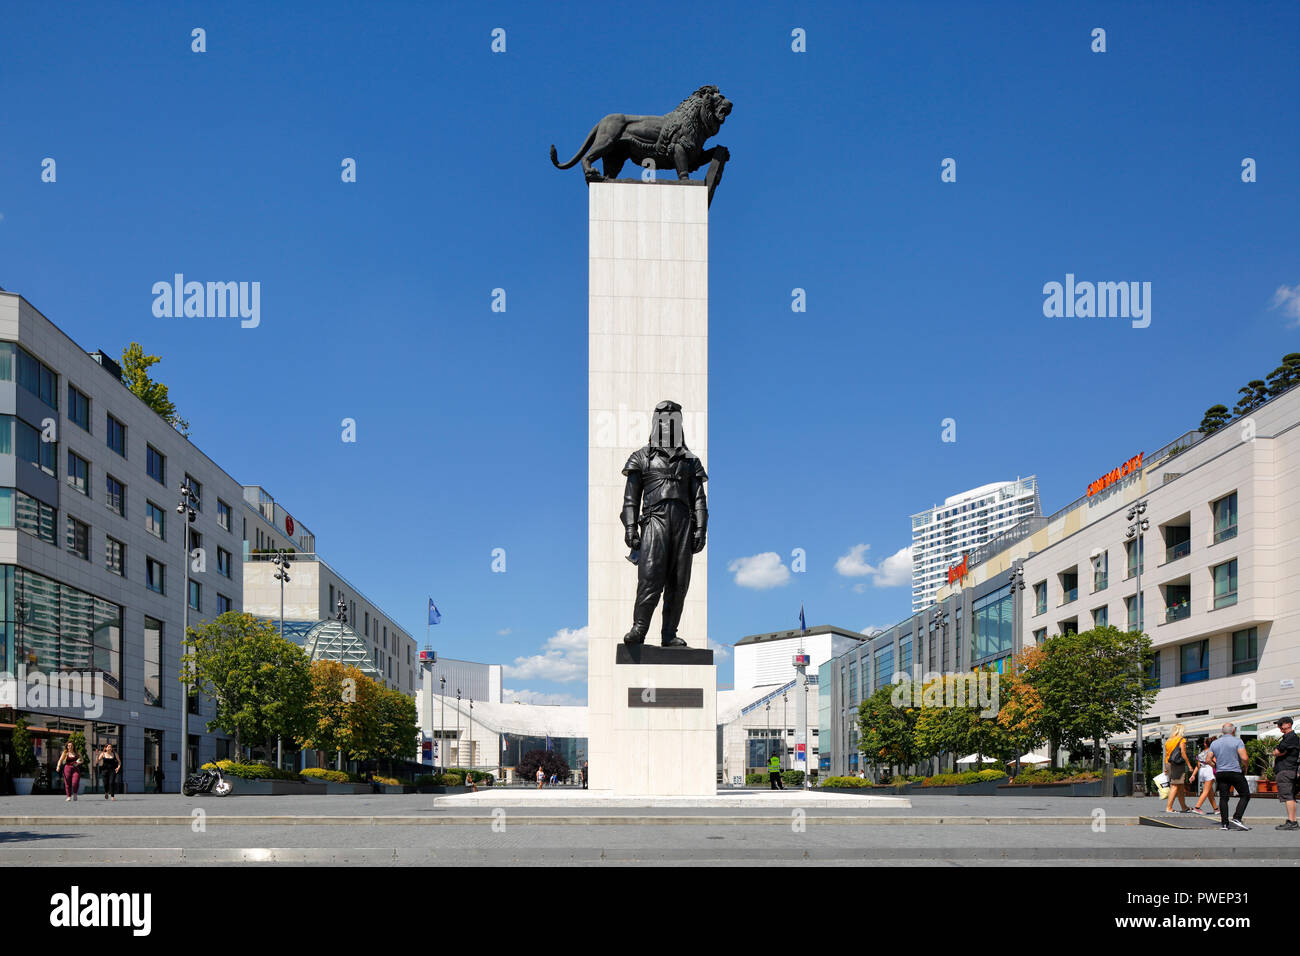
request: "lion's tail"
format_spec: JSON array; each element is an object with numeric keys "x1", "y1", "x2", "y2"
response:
[{"x1": 550, "y1": 123, "x2": 599, "y2": 170}]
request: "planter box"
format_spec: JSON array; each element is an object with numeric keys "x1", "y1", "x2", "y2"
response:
[
  {"x1": 914, "y1": 780, "x2": 1003, "y2": 796},
  {"x1": 997, "y1": 777, "x2": 1133, "y2": 797},
  {"x1": 230, "y1": 779, "x2": 327, "y2": 795},
  {"x1": 378, "y1": 784, "x2": 416, "y2": 794},
  {"x1": 13, "y1": 777, "x2": 35, "y2": 796},
  {"x1": 816, "y1": 786, "x2": 881, "y2": 794},
  {"x1": 323, "y1": 782, "x2": 372, "y2": 795}
]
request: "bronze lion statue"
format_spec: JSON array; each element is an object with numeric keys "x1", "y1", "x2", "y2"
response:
[{"x1": 550, "y1": 85, "x2": 732, "y2": 190}]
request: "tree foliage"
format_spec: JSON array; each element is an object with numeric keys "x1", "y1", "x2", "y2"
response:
[
  {"x1": 297, "y1": 660, "x2": 417, "y2": 763},
  {"x1": 121, "y1": 342, "x2": 190, "y2": 436},
  {"x1": 1200, "y1": 353, "x2": 1300, "y2": 435},
  {"x1": 517, "y1": 748, "x2": 570, "y2": 781},
  {"x1": 185, "y1": 612, "x2": 312, "y2": 757},
  {"x1": 857, "y1": 684, "x2": 919, "y2": 775}
]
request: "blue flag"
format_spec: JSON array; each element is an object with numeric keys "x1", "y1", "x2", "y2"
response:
[
  {"x1": 428, "y1": 599, "x2": 441, "y2": 625},
  {"x1": 799, "y1": 604, "x2": 807, "y2": 635}
]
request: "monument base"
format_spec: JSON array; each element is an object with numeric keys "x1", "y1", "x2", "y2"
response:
[{"x1": 605, "y1": 645, "x2": 716, "y2": 796}]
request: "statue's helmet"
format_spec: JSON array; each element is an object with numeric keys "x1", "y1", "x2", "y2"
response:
[{"x1": 649, "y1": 400, "x2": 685, "y2": 450}]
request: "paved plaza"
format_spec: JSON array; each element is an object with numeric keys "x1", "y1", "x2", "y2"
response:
[{"x1": 2, "y1": 792, "x2": 1295, "y2": 865}]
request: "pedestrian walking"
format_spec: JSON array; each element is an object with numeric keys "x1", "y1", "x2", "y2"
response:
[
  {"x1": 536, "y1": 765, "x2": 545, "y2": 789},
  {"x1": 152, "y1": 767, "x2": 164, "y2": 794},
  {"x1": 1163, "y1": 723, "x2": 1192, "y2": 813},
  {"x1": 581, "y1": 760, "x2": 588, "y2": 790},
  {"x1": 1209, "y1": 722, "x2": 1251, "y2": 831},
  {"x1": 1191, "y1": 736, "x2": 1218, "y2": 815},
  {"x1": 55, "y1": 741, "x2": 82, "y2": 802},
  {"x1": 466, "y1": 770, "x2": 478, "y2": 793},
  {"x1": 768, "y1": 753, "x2": 784, "y2": 790},
  {"x1": 97, "y1": 743, "x2": 122, "y2": 801},
  {"x1": 1271, "y1": 716, "x2": 1298, "y2": 831}
]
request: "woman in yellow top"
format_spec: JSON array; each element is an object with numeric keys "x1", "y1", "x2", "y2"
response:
[{"x1": 1164, "y1": 723, "x2": 1192, "y2": 813}]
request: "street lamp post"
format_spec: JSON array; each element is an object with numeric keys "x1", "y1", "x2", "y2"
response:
[
  {"x1": 335, "y1": 597, "x2": 348, "y2": 772},
  {"x1": 467, "y1": 698, "x2": 474, "y2": 776},
  {"x1": 765, "y1": 701, "x2": 771, "y2": 772},
  {"x1": 782, "y1": 692, "x2": 788, "y2": 771},
  {"x1": 1007, "y1": 563, "x2": 1026, "y2": 778},
  {"x1": 439, "y1": 676, "x2": 446, "y2": 772},
  {"x1": 271, "y1": 550, "x2": 291, "y2": 769},
  {"x1": 456, "y1": 689, "x2": 462, "y2": 771},
  {"x1": 1126, "y1": 500, "x2": 1150, "y2": 795},
  {"x1": 176, "y1": 479, "x2": 197, "y2": 786}
]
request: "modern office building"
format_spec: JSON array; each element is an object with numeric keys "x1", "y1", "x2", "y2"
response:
[
  {"x1": 0, "y1": 290, "x2": 245, "y2": 792},
  {"x1": 733, "y1": 624, "x2": 864, "y2": 690},
  {"x1": 910, "y1": 477, "x2": 1041, "y2": 612},
  {"x1": 826, "y1": 380, "x2": 1300, "y2": 776},
  {"x1": 241, "y1": 486, "x2": 418, "y2": 697},
  {"x1": 414, "y1": 655, "x2": 503, "y2": 768}
]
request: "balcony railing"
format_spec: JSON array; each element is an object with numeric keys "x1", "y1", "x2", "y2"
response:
[
  {"x1": 1094, "y1": 574, "x2": 1108, "y2": 591},
  {"x1": 1165, "y1": 603, "x2": 1191, "y2": 624},
  {"x1": 1061, "y1": 587, "x2": 1078, "y2": 605},
  {"x1": 1213, "y1": 525, "x2": 1238, "y2": 545},
  {"x1": 1165, "y1": 540, "x2": 1191, "y2": 562}
]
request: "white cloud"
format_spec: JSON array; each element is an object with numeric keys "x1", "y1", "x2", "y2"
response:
[
  {"x1": 504, "y1": 688, "x2": 586, "y2": 706},
  {"x1": 835, "y1": 544, "x2": 913, "y2": 588},
  {"x1": 861, "y1": 625, "x2": 885, "y2": 636},
  {"x1": 834, "y1": 544, "x2": 874, "y2": 577},
  {"x1": 707, "y1": 638, "x2": 731, "y2": 659},
  {"x1": 502, "y1": 626, "x2": 588, "y2": 683},
  {"x1": 1270, "y1": 283, "x2": 1300, "y2": 326},
  {"x1": 497, "y1": 628, "x2": 512, "y2": 636},
  {"x1": 727, "y1": 552, "x2": 790, "y2": 589}
]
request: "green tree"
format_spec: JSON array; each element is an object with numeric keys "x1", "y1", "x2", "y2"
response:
[
  {"x1": 373, "y1": 684, "x2": 418, "y2": 761},
  {"x1": 1266, "y1": 352, "x2": 1300, "y2": 398},
  {"x1": 121, "y1": 342, "x2": 190, "y2": 436},
  {"x1": 185, "y1": 611, "x2": 312, "y2": 757},
  {"x1": 1198, "y1": 404, "x2": 1231, "y2": 435},
  {"x1": 517, "y1": 749, "x2": 570, "y2": 783},
  {"x1": 857, "y1": 684, "x2": 919, "y2": 777},
  {"x1": 12, "y1": 717, "x2": 37, "y2": 774},
  {"x1": 1022, "y1": 626, "x2": 1157, "y2": 767},
  {"x1": 914, "y1": 673, "x2": 1014, "y2": 772},
  {"x1": 1232, "y1": 379, "x2": 1270, "y2": 417}
]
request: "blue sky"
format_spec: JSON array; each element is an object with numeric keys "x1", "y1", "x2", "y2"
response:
[{"x1": 2, "y1": 1, "x2": 1296, "y2": 703}]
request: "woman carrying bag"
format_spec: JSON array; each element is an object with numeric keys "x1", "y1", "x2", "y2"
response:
[{"x1": 1164, "y1": 723, "x2": 1193, "y2": 813}]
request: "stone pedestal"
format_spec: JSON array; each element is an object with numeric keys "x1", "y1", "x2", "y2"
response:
[{"x1": 587, "y1": 179, "x2": 714, "y2": 796}]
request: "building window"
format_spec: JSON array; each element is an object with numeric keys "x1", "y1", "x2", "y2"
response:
[
  {"x1": 898, "y1": 635, "x2": 912, "y2": 675},
  {"x1": 847, "y1": 661, "x2": 858, "y2": 704},
  {"x1": 13, "y1": 490, "x2": 57, "y2": 544},
  {"x1": 146, "y1": 557, "x2": 165, "y2": 594},
  {"x1": 973, "y1": 586, "x2": 1014, "y2": 661},
  {"x1": 1092, "y1": 550, "x2": 1108, "y2": 591},
  {"x1": 1125, "y1": 538, "x2": 1144, "y2": 579},
  {"x1": 146, "y1": 445, "x2": 166, "y2": 485},
  {"x1": 188, "y1": 580, "x2": 201, "y2": 612},
  {"x1": 106, "y1": 414, "x2": 126, "y2": 457},
  {"x1": 1125, "y1": 593, "x2": 1145, "y2": 632},
  {"x1": 1212, "y1": 559, "x2": 1238, "y2": 609},
  {"x1": 189, "y1": 530, "x2": 202, "y2": 556},
  {"x1": 1146, "y1": 649, "x2": 1162, "y2": 689},
  {"x1": 873, "y1": 644, "x2": 893, "y2": 693},
  {"x1": 105, "y1": 475, "x2": 125, "y2": 516},
  {"x1": 1212, "y1": 492, "x2": 1238, "y2": 544},
  {"x1": 67, "y1": 451, "x2": 89, "y2": 496},
  {"x1": 66, "y1": 516, "x2": 90, "y2": 560},
  {"x1": 68, "y1": 384, "x2": 91, "y2": 432},
  {"x1": 106, "y1": 536, "x2": 125, "y2": 576},
  {"x1": 1093, "y1": 605, "x2": 1108, "y2": 628},
  {"x1": 6, "y1": 566, "x2": 121, "y2": 699},
  {"x1": 1231, "y1": 628, "x2": 1258, "y2": 674},
  {"x1": 217, "y1": 547, "x2": 231, "y2": 578},
  {"x1": 184, "y1": 474, "x2": 202, "y2": 511},
  {"x1": 1033, "y1": 581, "x2": 1046, "y2": 616},
  {"x1": 1033, "y1": 628, "x2": 1046, "y2": 644},
  {"x1": 1180, "y1": 639, "x2": 1209, "y2": 684},
  {"x1": 144, "y1": 617, "x2": 163, "y2": 706},
  {"x1": 5, "y1": 343, "x2": 58, "y2": 408},
  {"x1": 8, "y1": 416, "x2": 57, "y2": 476},
  {"x1": 217, "y1": 499, "x2": 231, "y2": 531},
  {"x1": 217, "y1": 593, "x2": 232, "y2": 614},
  {"x1": 1060, "y1": 568, "x2": 1078, "y2": 604},
  {"x1": 145, "y1": 501, "x2": 165, "y2": 540}
]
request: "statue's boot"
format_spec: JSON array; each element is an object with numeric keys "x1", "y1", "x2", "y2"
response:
[
  {"x1": 660, "y1": 633, "x2": 687, "y2": 648},
  {"x1": 623, "y1": 623, "x2": 648, "y2": 645}
]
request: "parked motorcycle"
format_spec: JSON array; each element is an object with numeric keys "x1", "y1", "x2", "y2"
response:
[{"x1": 181, "y1": 762, "x2": 234, "y2": 796}]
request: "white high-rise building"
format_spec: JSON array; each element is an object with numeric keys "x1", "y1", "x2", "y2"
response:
[{"x1": 910, "y1": 477, "x2": 1041, "y2": 612}]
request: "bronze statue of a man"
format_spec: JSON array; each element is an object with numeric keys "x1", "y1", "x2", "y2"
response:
[{"x1": 621, "y1": 401, "x2": 708, "y2": 647}]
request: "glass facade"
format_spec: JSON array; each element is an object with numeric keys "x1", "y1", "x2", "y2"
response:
[
  {"x1": 1, "y1": 565, "x2": 121, "y2": 698},
  {"x1": 1180, "y1": 639, "x2": 1209, "y2": 684},
  {"x1": 1231, "y1": 627, "x2": 1257, "y2": 674},
  {"x1": 144, "y1": 617, "x2": 163, "y2": 706},
  {"x1": 1213, "y1": 559, "x2": 1238, "y2": 609},
  {"x1": 972, "y1": 585, "x2": 1013, "y2": 662},
  {"x1": 1213, "y1": 492, "x2": 1238, "y2": 543},
  {"x1": 873, "y1": 644, "x2": 893, "y2": 691},
  {"x1": 0, "y1": 342, "x2": 58, "y2": 408}
]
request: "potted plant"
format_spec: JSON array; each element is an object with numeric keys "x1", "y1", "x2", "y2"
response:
[
  {"x1": 11, "y1": 718, "x2": 38, "y2": 795},
  {"x1": 1246, "y1": 738, "x2": 1276, "y2": 793}
]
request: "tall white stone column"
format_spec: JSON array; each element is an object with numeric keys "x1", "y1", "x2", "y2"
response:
[{"x1": 587, "y1": 179, "x2": 715, "y2": 796}]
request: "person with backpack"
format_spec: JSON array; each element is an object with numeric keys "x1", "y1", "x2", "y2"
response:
[
  {"x1": 1164, "y1": 723, "x2": 1192, "y2": 813},
  {"x1": 1191, "y1": 736, "x2": 1219, "y2": 815}
]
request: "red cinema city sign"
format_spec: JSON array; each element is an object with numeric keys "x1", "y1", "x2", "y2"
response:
[
  {"x1": 1086, "y1": 453, "x2": 1144, "y2": 498},
  {"x1": 947, "y1": 553, "x2": 969, "y2": 585},
  {"x1": 285, "y1": 514, "x2": 295, "y2": 536}
]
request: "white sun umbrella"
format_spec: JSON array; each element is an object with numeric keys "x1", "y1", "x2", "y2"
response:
[
  {"x1": 956, "y1": 753, "x2": 997, "y2": 765},
  {"x1": 1016, "y1": 753, "x2": 1051, "y2": 764}
]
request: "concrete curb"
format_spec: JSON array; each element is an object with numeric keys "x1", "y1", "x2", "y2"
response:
[
  {"x1": 0, "y1": 845, "x2": 1291, "y2": 864},
  {"x1": 0, "y1": 814, "x2": 1141, "y2": 826}
]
